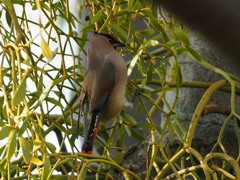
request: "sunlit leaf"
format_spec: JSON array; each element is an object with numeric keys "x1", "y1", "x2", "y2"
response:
[
  {"x1": 41, "y1": 36, "x2": 54, "y2": 61},
  {"x1": 13, "y1": 76, "x2": 27, "y2": 106},
  {"x1": 0, "y1": 126, "x2": 14, "y2": 140},
  {"x1": 19, "y1": 136, "x2": 32, "y2": 164},
  {"x1": 127, "y1": 49, "x2": 143, "y2": 76},
  {"x1": 42, "y1": 153, "x2": 51, "y2": 180},
  {"x1": 37, "y1": 80, "x2": 54, "y2": 105},
  {"x1": 19, "y1": 118, "x2": 29, "y2": 136},
  {"x1": 124, "y1": 124, "x2": 131, "y2": 136},
  {"x1": 31, "y1": 156, "x2": 43, "y2": 166},
  {"x1": 32, "y1": 135, "x2": 43, "y2": 152},
  {"x1": 7, "y1": 130, "x2": 17, "y2": 161}
]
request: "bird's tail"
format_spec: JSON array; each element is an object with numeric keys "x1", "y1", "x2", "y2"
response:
[{"x1": 81, "y1": 112, "x2": 102, "y2": 154}]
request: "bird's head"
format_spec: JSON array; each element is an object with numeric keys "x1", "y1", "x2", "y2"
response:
[{"x1": 91, "y1": 31, "x2": 125, "y2": 49}]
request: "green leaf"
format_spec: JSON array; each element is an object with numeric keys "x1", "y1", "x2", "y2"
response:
[
  {"x1": 19, "y1": 136, "x2": 32, "y2": 164},
  {"x1": 91, "y1": 10, "x2": 105, "y2": 24},
  {"x1": 37, "y1": 80, "x2": 54, "y2": 106},
  {"x1": 113, "y1": 151, "x2": 125, "y2": 164},
  {"x1": 46, "y1": 97, "x2": 63, "y2": 108},
  {"x1": 177, "y1": 66, "x2": 182, "y2": 85},
  {"x1": 149, "y1": 14, "x2": 169, "y2": 43},
  {"x1": 42, "y1": 153, "x2": 51, "y2": 180},
  {"x1": 112, "y1": 21, "x2": 128, "y2": 38},
  {"x1": 132, "y1": 122, "x2": 151, "y2": 130},
  {"x1": 185, "y1": 45, "x2": 202, "y2": 62},
  {"x1": 166, "y1": 40, "x2": 181, "y2": 47},
  {"x1": 167, "y1": 120, "x2": 174, "y2": 138},
  {"x1": 128, "y1": 0, "x2": 134, "y2": 11},
  {"x1": 7, "y1": 130, "x2": 17, "y2": 161},
  {"x1": 98, "y1": 8, "x2": 114, "y2": 32},
  {"x1": 123, "y1": 113, "x2": 137, "y2": 124},
  {"x1": 52, "y1": 75, "x2": 71, "y2": 87},
  {"x1": 98, "y1": 130, "x2": 109, "y2": 142},
  {"x1": 114, "y1": 10, "x2": 128, "y2": 16},
  {"x1": 116, "y1": 135, "x2": 124, "y2": 148},
  {"x1": 136, "y1": 101, "x2": 143, "y2": 116},
  {"x1": 156, "y1": 125, "x2": 163, "y2": 135},
  {"x1": 140, "y1": 28, "x2": 154, "y2": 36},
  {"x1": 130, "y1": 128, "x2": 146, "y2": 141},
  {"x1": 0, "y1": 126, "x2": 14, "y2": 140},
  {"x1": 147, "y1": 63, "x2": 153, "y2": 82},
  {"x1": 176, "y1": 27, "x2": 190, "y2": 46},
  {"x1": 46, "y1": 142, "x2": 56, "y2": 151},
  {"x1": 5, "y1": 10, "x2": 12, "y2": 28},
  {"x1": 13, "y1": 76, "x2": 27, "y2": 106},
  {"x1": 124, "y1": 124, "x2": 131, "y2": 136},
  {"x1": 81, "y1": 24, "x2": 95, "y2": 33},
  {"x1": 19, "y1": 118, "x2": 29, "y2": 136},
  {"x1": 53, "y1": 176, "x2": 68, "y2": 180},
  {"x1": 12, "y1": 0, "x2": 23, "y2": 5}
]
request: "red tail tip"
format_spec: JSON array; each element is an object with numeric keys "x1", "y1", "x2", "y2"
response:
[{"x1": 81, "y1": 151, "x2": 93, "y2": 155}]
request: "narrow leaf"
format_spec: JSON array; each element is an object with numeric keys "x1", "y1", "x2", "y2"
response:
[
  {"x1": 13, "y1": 77, "x2": 27, "y2": 106},
  {"x1": 130, "y1": 128, "x2": 146, "y2": 141},
  {"x1": 19, "y1": 136, "x2": 32, "y2": 164},
  {"x1": 176, "y1": 27, "x2": 190, "y2": 46},
  {"x1": 42, "y1": 153, "x2": 51, "y2": 180},
  {"x1": 185, "y1": 45, "x2": 202, "y2": 62},
  {"x1": 0, "y1": 126, "x2": 14, "y2": 140},
  {"x1": 132, "y1": 122, "x2": 151, "y2": 130},
  {"x1": 123, "y1": 113, "x2": 137, "y2": 124},
  {"x1": 7, "y1": 130, "x2": 17, "y2": 161},
  {"x1": 31, "y1": 156, "x2": 43, "y2": 166},
  {"x1": 113, "y1": 151, "x2": 125, "y2": 164},
  {"x1": 127, "y1": 49, "x2": 143, "y2": 76},
  {"x1": 41, "y1": 36, "x2": 54, "y2": 61},
  {"x1": 52, "y1": 75, "x2": 71, "y2": 87}
]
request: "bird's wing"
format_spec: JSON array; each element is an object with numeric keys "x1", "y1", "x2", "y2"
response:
[{"x1": 79, "y1": 62, "x2": 116, "y2": 153}]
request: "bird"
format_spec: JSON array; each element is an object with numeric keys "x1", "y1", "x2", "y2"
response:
[{"x1": 78, "y1": 31, "x2": 128, "y2": 154}]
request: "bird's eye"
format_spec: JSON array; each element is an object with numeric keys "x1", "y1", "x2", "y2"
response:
[{"x1": 107, "y1": 38, "x2": 115, "y2": 44}]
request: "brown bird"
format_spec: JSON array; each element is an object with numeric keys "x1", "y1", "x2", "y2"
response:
[{"x1": 78, "y1": 31, "x2": 127, "y2": 154}]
